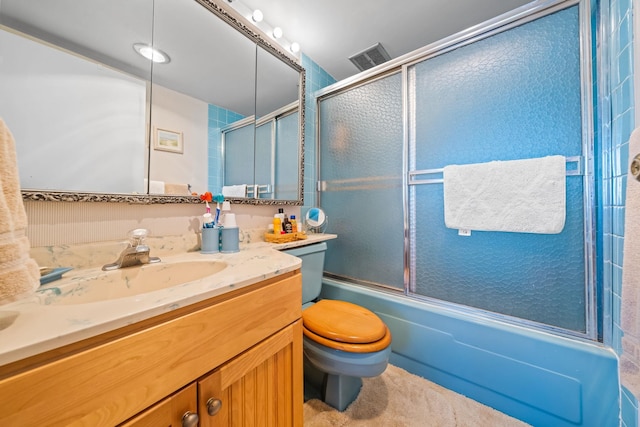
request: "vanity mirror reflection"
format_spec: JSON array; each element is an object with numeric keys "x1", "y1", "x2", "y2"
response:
[{"x1": 0, "y1": 0, "x2": 305, "y2": 205}]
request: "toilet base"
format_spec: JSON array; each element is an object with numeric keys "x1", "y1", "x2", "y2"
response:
[
  {"x1": 302, "y1": 335, "x2": 390, "y2": 411},
  {"x1": 304, "y1": 358, "x2": 362, "y2": 411},
  {"x1": 324, "y1": 373, "x2": 363, "y2": 411}
]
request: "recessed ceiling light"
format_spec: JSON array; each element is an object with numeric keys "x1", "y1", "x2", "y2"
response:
[{"x1": 132, "y1": 43, "x2": 170, "y2": 64}]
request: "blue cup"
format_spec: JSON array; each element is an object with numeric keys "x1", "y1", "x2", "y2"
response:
[
  {"x1": 220, "y1": 227, "x2": 240, "y2": 253},
  {"x1": 201, "y1": 227, "x2": 220, "y2": 254}
]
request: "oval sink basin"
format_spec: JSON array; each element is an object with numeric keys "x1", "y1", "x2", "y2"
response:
[
  {"x1": 37, "y1": 260, "x2": 227, "y2": 305},
  {"x1": 0, "y1": 311, "x2": 19, "y2": 331}
]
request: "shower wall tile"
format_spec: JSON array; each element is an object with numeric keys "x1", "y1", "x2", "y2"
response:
[
  {"x1": 609, "y1": 0, "x2": 635, "y2": 423},
  {"x1": 610, "y1": 0, "x2": 634, "y2": 353},
  {"x1": 614, "y1": 206, "x2": 627, "y2": 235}
]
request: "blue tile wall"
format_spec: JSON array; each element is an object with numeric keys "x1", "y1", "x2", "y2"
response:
[
  {"x1": 207, "y1": 105, "x2": 244, "y2": 193},
  {"x1": 301, "y1": 53, "x2": 336, "y2": 214},
  {"x1": 609, "y1": 0, "x2": 633, "y2": 354},
  {"x1": 608, "y1": 0, "x2": 634, "y2": 424}
]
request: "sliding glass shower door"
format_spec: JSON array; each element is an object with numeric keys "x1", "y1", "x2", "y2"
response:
[
  {"x1": 408, "y1": 5, "x2": 589, "y2": 333},
  {"x1": 317, "y1": 3, "x2": 595, "y2": 337}
]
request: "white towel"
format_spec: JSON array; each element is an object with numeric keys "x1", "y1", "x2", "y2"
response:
[
  {"x1": 0, "y1": 119, "x2": 39, "y2": 305},
  {"x1": 443, "y1": 155, "x2": 566, "y2": 234},
  {"x1": 164, "y1": 183, "x2": 190, "y2": 195},
  {"x1": 222, "y1": 184, "x2": 247, "y2": 198},
  {"x1": 621, "y1": 129, "x2": 640, "y2": 396},
  {"x1": 148, "y1": 180, "x2": 165, "y2": 194}
]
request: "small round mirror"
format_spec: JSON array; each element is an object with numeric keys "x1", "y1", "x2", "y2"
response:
[{"x1": 305, "y1": 207, "x2": 328, "y2": 233}]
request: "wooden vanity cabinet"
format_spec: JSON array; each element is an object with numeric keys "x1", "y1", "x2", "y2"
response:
[
  {"x1": 120, "y1": 320, "x2": 302, "y2": 427},
  {"x1": 0, "y1": 271, "x2": 303, "y2": 427}
]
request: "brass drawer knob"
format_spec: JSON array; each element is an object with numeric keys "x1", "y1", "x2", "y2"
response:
[
  {"x1": 206, "y1": 398, "x2": 223, "y2": 416},
  {"x1": 182, "y1": 411, "x2": 199, "y2": 427}
]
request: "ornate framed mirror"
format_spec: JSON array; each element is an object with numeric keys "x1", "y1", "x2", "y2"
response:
[{"x1": 0, "y1": 0, "x2": 305, "y2": 205}]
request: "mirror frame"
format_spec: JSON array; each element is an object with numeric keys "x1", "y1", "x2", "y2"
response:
[{"x1": 21, "y1": 0, "x2": 305, "y2": 206}]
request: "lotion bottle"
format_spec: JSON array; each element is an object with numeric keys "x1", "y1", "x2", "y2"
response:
[
  {"x1": 273, "y1": 216, "x2": 282, "y2": 234},
  {"x1": 274, "y1": 208, "x2": 285, "y2": 233}
]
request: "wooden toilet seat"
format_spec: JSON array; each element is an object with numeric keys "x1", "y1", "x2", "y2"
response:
[{"x1": 302, "y1": 299, "x2": 392, "y2": 353}]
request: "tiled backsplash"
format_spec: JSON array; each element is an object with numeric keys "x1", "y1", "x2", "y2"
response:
[
  {"x1": 24, "y1": 200, "x2": 300, "y2": 269},
  {"x1": 29, "y1": 227, "x2": 272, "y2": 271}
]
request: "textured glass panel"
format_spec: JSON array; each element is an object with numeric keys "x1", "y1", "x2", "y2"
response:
[
  {"x1": 223, "y1": 124, "x2": 254, "y2": 186},
  {"x1": 275, "y1": 112, "x2": 299, "y2": 199},
  {"x1": 254, "y1": 122, "x2": 272, "y2": 198},
  {"x1": 410, "y1": 7, "x2": 582, "y2": 167},
  {"x1": 409, "y1": 7, "x2": 586, "y2": 331},
  {"x1": 319, "y1": 73, "x2": 404, "y2": 289}
]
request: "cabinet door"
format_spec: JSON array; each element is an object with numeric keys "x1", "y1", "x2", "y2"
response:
[
  {"x1": 198, "y1": 320, "x2": 303, "y2": 427},
  {"x1": 119, "y1": 383, "x2": 198, "y2": 427}
]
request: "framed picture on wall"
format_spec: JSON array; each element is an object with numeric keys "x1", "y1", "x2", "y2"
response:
[{"x1": 154, "y1": 128, "x2": 183, "y2": 154}]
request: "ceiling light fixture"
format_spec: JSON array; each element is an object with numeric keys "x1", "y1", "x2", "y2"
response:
[
  {"x1": 132, "y1": 43, "x2": 170, "y2": 64},
  {"x1": 272, "y1": 27, "x2": 283, "y2": 39},
  {"x1": 289, "y1": 42, "x2": 300, "y2": 54},
  {"x1": 251, "y1": 9, "x2": 263, "y2": 23}
]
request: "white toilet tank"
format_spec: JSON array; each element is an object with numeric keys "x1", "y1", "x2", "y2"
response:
[{"x1": 282, "y1": 242, "x2": 327, "y2": 305}]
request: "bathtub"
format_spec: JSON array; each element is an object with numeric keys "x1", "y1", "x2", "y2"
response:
[{"x1": 321, "y1": 278, "x2": 619, "y2": 426}]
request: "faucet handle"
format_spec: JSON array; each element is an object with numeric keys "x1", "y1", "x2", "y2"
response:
[{"x1": 128, "y1": 228, "x2": 149, "y2": 246}]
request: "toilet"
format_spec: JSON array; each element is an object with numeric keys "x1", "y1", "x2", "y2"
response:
[{"x1": 283, "y1": 242, "x2": 392, "y2": 411}]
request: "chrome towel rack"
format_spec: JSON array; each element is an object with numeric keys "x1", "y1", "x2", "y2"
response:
[{"x1": 408, "y1": 155, "x2": 583, "y2": 185}]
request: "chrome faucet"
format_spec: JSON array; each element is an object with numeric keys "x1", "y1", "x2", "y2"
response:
[{"x1": 102, "y1": 228, "x2": 161, "y2": 271}]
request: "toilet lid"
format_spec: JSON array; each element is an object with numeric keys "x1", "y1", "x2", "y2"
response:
[{"x1": 302, "y1": 299, "x2": 387, "y2": 344}]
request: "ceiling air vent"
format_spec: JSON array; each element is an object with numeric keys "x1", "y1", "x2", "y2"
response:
[{"x1": 348, "y1": 42, "x2": 391, "y2": 72}]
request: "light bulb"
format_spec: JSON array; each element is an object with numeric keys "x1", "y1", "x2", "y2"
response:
[
  {"x1": 251, "y1": 9, "x2": 263, "y2": 23},
  {"x1": 132, "y1": 43, "x2": 170, "y2": 64},
  {"x1": 272, "y1": 27, "x2": 283, "y2": 39}
]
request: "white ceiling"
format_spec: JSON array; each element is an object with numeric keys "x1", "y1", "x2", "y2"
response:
[
  {"x1": 1, "y1": 0, "x2": 537, "y2": 115},
  {"x1": 239, "y1": 0, "x2": 535, "y2": 82}
]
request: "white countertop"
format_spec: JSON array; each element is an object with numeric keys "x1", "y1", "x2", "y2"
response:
[{"x1": 0, "y1": 233, "x2": 336, "y2": 368}]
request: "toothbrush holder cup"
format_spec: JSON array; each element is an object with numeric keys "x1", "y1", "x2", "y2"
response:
[
  {"x1": 220, "y1": 227, "x2": 240, "y2": 253},
  {"x1": 201, "y1": 227, "x2": 221, "y2": 254}
]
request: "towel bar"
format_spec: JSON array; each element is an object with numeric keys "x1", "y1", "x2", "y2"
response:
[
  {"x1": 245, "y1": 184, "x2": 272, "y2": 198},
  {"x1": 408, "y1": 155, "x2": 583, "y2": 185}
]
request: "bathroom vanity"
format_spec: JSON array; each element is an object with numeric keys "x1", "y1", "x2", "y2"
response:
[{"x1": 0, "y1": 244, "x2": 308, "y2": 426}]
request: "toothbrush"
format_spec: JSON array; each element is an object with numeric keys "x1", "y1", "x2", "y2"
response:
[
  {"x1": 212, "y1": 194, "x2": 225, "y2": 227},
  {"x1": 203, "y1": 201, "x2": 214, "y2": 228}
]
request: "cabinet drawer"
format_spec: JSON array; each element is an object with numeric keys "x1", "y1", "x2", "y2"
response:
[
  {"x1": 119, "y1": 383, "x2": 197, "y2": 427},
  {"x1": 0, "y1": 273, "x2": 301, "y2": 426}
]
